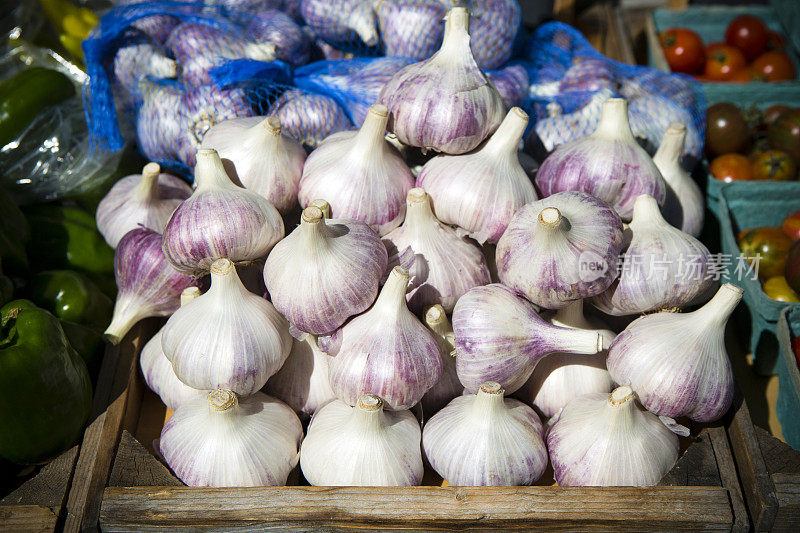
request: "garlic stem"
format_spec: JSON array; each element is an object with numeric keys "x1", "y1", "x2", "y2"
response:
[
  {"x1": 353, "y1": 104, "x2": 389, "y2": 155},
  {"x1": 403, "y1": 188, "x2": 436, "y2": 232},
  {"x1": 261, "y1": 116, "x2": 282, "y2": 137},
  {"x1": 653, "y1": 123, "x2": 685, "y2": 169},
  {"x1": 208, "y1": 258, "x2": 244, "y2": 296},
  {"x1": 592, "y1": 98, "x2": 635, "y2": 143},
  {"x1": 438, "y1": 7, "x2": 470, "y2": 59},
  {"x1": 692, "y1": 283, "x2": 743, "y2": 328},
  {"x1": 609, "y1": 386, "x2": 635, "y2": 407},
  {"x1": 538, "y1": 207, "x2": 562, "y2": 229},
  {"x1": 134, "y1": 163, "x2": 161, "y2": 202},
  {"x1": 309, "y1": 199, "x2": 331, "y2": 219},
  {"x1": 352, "y1": 394, "x2": 385, "y2": 431},
  {"x1": 180, "y1": 286, "x2": 201, "y2": 306},
  {"x1": 630, "y1": 194, "x2": 664, "y2": 226},
  {"x1": 104, "y1": 296, "x2": 146, "y2": 345},
  {"x1": 208, "y1": 389, "x2": 238, "y2": 411},
  {"x1": 471, "y1": 381, "x2": 505, "y2": 418},
  {"x1": 374, "y1": 266, "x2": 410, "y2": 314},
  {"x1": 194, "y1": 149, "x2": 233, "y2": 191},
  {"x1": 300, "y1": 206, "x2": 332, "y2": 250},
  {"x1": 424, "y1": 304, "x2": 452, "y2": 340},
  {"x1": 484, "y1": 107, "x2": 528, "y2": 156},
  {"x1": 553, "y1": 300, "x2": 588, "y2": 329},
  {"x1": 548, "y1": 327, "x2": 604, "y2": 354}
]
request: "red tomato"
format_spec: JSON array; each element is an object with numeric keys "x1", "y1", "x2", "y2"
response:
[
  {"x1": 752, "y1": 51, "x2": 797, "y2": 82},
  {"x1": 782, "y1": 209, "x2": 800, "y2": 241},
  {"x1": 766, "y1": 31, "x2": 785, "y2": 51},
  {"x1": 659, "y1": 28, "x2": 706, "y2": 74},
  {"x1": 764, "y1": 105, "x2": 791, "y2": 129},
  {"x1": 704, "y1": 44, "x2": 747, "y2": 81},
  {"x1": 710, "y1": 153, "x2": 754, "y2": 182},
  {"x1": 725, "y1": 15, "x2": 769, "y2": 60},
  {"x1": 728, "y1": 67, "x2": 765, "y2": 82}
]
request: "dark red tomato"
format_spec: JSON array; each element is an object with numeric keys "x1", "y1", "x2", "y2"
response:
[
  {"x1": 766, "y1": 30, "x2": 785, "y2": 51},
  {"x1": 737, "y1": 226, "x2": 793, "y2": 280},
  {"x1": 768, "y1": 109, "x2": 800, "y2": 164},
  {"x1": 725, "y1": 15, "x2": 769, "y2": 60},
  {"x1": 706, "y1": 103, "x2": 750, "y2": 157},
  {"x1": 786, "y1": 240, "x2": 800, "y2": 293},
  {"x1": 764, "y1": 105, "x2": 791, "y2": 128},
  {"x1": 752, "y1": 51, "x2": 797, "y2": 82},
  {"x1": 710, "y1": 153, "x2": 754, "y2": 182},
  {"x1": 704, "y1": 44, "x2": 747, "y2": 81},
  {"x1": 659, "y1": 28, "x2": 706, "y2": 74},
  {"x1": 751, "y1": 149, "x2": 797, "y2": 181},
  {"x1": 782, "y1": 209, "x2": 800, "y2": 241}
]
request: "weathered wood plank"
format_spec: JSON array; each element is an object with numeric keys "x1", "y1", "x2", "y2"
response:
[
  {"x1": 1, "y1": 444, "x2": 79, "y2": 518},
  {"x1": 659, "y1": 429, "x2": 721, "y2": 487},
  {"x1": 108, "y1": 431, "x2": 181, "y2": 488},
  {"x1": 0, "y1": 505, "x2": 59, "y2": 533},
  {"x1": 756, "y1": 426, "x2": 800, "y2": 475},
  {"x1": 706, "y1": 425, "x2": 749, "y2": 532}
]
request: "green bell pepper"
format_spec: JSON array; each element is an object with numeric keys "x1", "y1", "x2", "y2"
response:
[
  {"x1": 0, "y1": 300, "x2": 92, "y2": 464},
  {"x1": 0, "y1": 185, "x2": 30, "y2": 272},
  {"x1": 28, "y1": 270, "x2": 112, "y2": 330}
]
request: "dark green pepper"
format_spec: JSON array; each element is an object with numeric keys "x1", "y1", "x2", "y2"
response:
[
  {"x1": 0, "y1": 300, "x2": 91, "y2": 464},
  {"x1": 28, "y1": 270, "x2": 112, "y2": 330},
  {"x1": 0, "y1": 185, "x2": 30, "y2": 272}
]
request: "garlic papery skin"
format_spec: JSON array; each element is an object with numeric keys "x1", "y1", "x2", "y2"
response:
[
  {"x1": 162, "y1": 149, "x2": 285, "y2": 276},
  {"x1": 325, "y1": 266, "x2": 444, "y2": 410},
  {"x1": 547, "y1": 386, "x2": 678, "y2": 486},
  {"x1": 517, "y1": 300, "x2": 616, "y2": 418},
  {"x1": 653, "y1": 123, "x2": 704, "y2": 237},
  {"x1": 159, "y1": 390, "x2": 303, "y2": 487},
  {"x1": 299, "y1": 394, "x2": 423, "y2": 486},
  {"x1": 263, "y1": 332, "x2": 336, "y2": 419},
  {"x1": 382, "y1": 188, "x2": 490, "y2": 313},
  {"x1": 200, "y1": 116, "x2": 307, "y2": 214},
  {"x1": 297, "y1": 104, "x2": 414, "y2": 236},
  {"x1": 606, "y1": 283, "x2": 743, "y2": 423},
  {"x1": 496, "y1": 192, "x2": 625, "y2": 309},
  {"x1": 161, "y1": 259, "x2": 292, "y2": 397},
  {"x1": 264, "y1": 206, "x2": 388, "y2": 335},
  {"x1": 453, "y1": 284, "x2": 604, "y2": 395},
  {"x1": 96, "y1": 163, "x2": 192, "y2": 248},
  {"x1": 535, "y1": 98, "x2": 667, "y2": 221},
  {"x1": 378, "y1": 7, "x2": 505, "y2": 155},
  {"x1": 140, "y1": 287, "x2": 206, "y2": 411},
  {"x1": 415, "y1": 108, "x2": 538, "y2": 244},
  {"x1": 423, "y1": 382, "x2": 547, "y2": 486},
  {"x1": 592, "y1": 194, "x2": 712, "y2": 316},
  {"x1": 105, "y1": 228, "x2": 201, "y2": 345},
  {"x1": 420, "y1": 305, "x2": 462, "y2": 417}
]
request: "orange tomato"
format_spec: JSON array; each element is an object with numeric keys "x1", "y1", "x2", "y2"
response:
[
  {"x1": 704, "y1": 44, "x2": 747, "y2": 81},
  {"x1": 751, "y1": 51, "x2": 797, "y2": 82},
  {"x1": 710, "y1": 153, "x2": 753, "y2": 182}
]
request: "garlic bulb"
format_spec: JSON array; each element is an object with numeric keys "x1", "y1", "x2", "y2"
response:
[
  {"x1": 200, "y1": 116, "x2": 307, "y2": 213},
  {"x1": 606, "y1": 283, "x2": 743, "y2": 422},
  {"x1": 140, "y1": 287, "x2": 205, "y2": 411},
  {"x1": 300, "y1": 0, "x2": 379, "y2": 48},
  {"x1": 547, "y1": 386, "x2": 679, "y2": 486},
  {"x1": 593, "y1": 195, "x2": 712, "y2": 316},
  {"x1": 162, "y1": 259, "x2": 292, "y2": 397},
  {"x1": 264, "y1": 206, "x2": 388, "y2": 335},
  {"x1": 263, "y1": 330, "x2": 336, "y2": 418},
  {"x1": 420, "y1": 305, "x2": 462, "y2": 417},
  {"x1": 105, "y1": 228, "x2": 200, "y2": 345},
  {"x1": 268, "y1": 89, "x2": 353, "y2": 148},
  {"x1": 653, "y1": 123, "x2": 704, "y2": 237},
  {"x1": 162, "y1": 149, "x2": 284, "y2": 276},
  {"x1": 378, "y1": 7, "x2": 505, "y2": 155},
  {"x1": 136, "y1": 79, "x2": 183, "y2": 165},
  {"x1": 486, "y1": 64, "x2": 530, "y2": 109},
  {"x1": 376, "y1": 0, "x2": 445, "y2": 60},
  {"x1": 535, "y1": 98, "x2": 667, "y2": 221},
  {"x1": 423, "y1": 382, "x2": 547, "y2": 485},
  {"x1": 325, "y1": 266, "x2": 443, "y2": 410},
  {"x1": 297, "y1": 104, "x2": 414, "y2": 235},
  {"x1": 453, "y1": 284, "x2": 604, "y2": 395},
  {"x1": 416, "y1": 108, "x2": 538, "y2": 244},
  {"x1": 516, "y1": 300, "x2": 616, "y2": 418},
  {"x1": 496, "y1": 192, "x2": 625, "y2": 309},
  {"x1": 299, "y1": 394, "x2": 423, "y2": 486},
  {"x1": 383, "y1": 188, "x2": 490, "y2": 313},
  {"x1": 160, "y1": 390, "x2": 302, "y2": 487},
  {"x1": 96, "y1": 163, "x2": 192, "y2": 248}
]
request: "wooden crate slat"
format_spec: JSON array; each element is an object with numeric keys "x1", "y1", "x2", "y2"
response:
[
  {"x1": 706, "y1": 425, "x2": 749, "y2": 533},
  {"x1": 0, "y1": 505, "x2": 60, "y2": 533},
  {"x1": 659, "y1": 428, "x2": 721, "y2": 487},
  {"x1": 1, "y1": 444, "x2": 79, "y2": 513},
  {"x1": 108, "y1": 431, "x2": 181, "y2": 488}
]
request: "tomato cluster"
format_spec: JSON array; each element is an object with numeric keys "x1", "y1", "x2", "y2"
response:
[
  {"x1": 659, "y1": 15, "x2": 795, "y2": 82},
  {"x1": 737, "y1": 211, "x2": 800, "y2": 302}
]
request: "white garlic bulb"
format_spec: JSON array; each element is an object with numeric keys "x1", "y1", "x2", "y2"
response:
[
  {"x1": 200, "y1": 116, "x2": 307, "y2": 213},
  {"x1": 547, "y1": 386, "x2": 679, "y2": 486},
  {"x1": 96, "y1": 163, "x2": 192, "y2": 248},
  {"x1": 297, "y1": 104, "x2": 414, "y2": 236},
  {"x1": 382, "y1": 188, "x2": 490, "y2": 313},
  {"x1": 420, "y1": 305, "x2": 463, "y2": 417},
  {"x1": 162, "y1": 258, "x2": 291, "y2": 397},
  {"x1": 324, "y1": 266, "x2": 443, "y2": 410},
  {"x1": 160, "y1": 390, "x2": 303, "y2": 487},
  {"x1": 653, "y1": 123, "x2": 704, "y2": 237},
  {"x1": 162, "y1": 149, "x2": 285, "y2": 276},
  {"x1": 299, "y1": 394, "x2": 423, "y2": 486},
  {"x1": 592, "y1": 194, "x2": 712, "y2": 316},
  {"x1": 264, "y1": 205, "x2": 388, "y2": 335},
  {"x1": 423, "y1": 382, "x2": 547, "y2": 486},
  {"x1": 517, "y1": 300, "x2": 616, "y2": 418}
]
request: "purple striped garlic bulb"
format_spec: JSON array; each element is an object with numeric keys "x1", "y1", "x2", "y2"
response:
[
  {"x1": 268, "y1": 90, "x2": 353, "y2": 148},
  {"x1": 95, "y1": 163, "x2": 192, "y2": 248},
  {"x1": 416, "y1": 107, "x2": 537, "y2": 244},
  {"x1": 496, "y1": 192, "x2": 624, "y2": 309},
  {"x1": 382, "y1": 188, "x2": 490, "y2": 313},
  {"x1": 606, "y1": 283, "x2": 743, "y2": 423},
  {"x1": 136, "y1": 79, "x2": 183, "y2": 163},
  {"x1": 420, "y1": 305, "x2": 462, "y2": 417},
  {"x1": 297, "y1": 104, "x2": 414, "y2": 235},
  {"x1": 592, "y1": 195, "x2": 712, "y2": 316},
  {"x1": 200, "y1": 116, "x2": 307, "y2": 213},
  {"x1": 264, "y1": 206, "x2": 388, "y2": 335},
  {"x1": 162, "y1": 149, "x2": 284, "y2": 276},
  {"x1": 516, "y1": 300, "x2": 615, "y2": 418},
  {"x1": 653, "y1": 123, "x2": 704, "y2": 237},
  {"x1": 423, "y1": 382, "x2": 547, "y2": 486},
  {"x1": 161, "y1": 259, "x2": 292, "y2": 396},
  {"x1": 246, "y1": 8, "x2": 310, "y2": 67},
  {"x1": 324, "y1": 266, "x2": 444, "y2": 410},
  {"x1": 117, "y1": 0, "x2": 177, "y2": 44},
  {"x1": 486, "y1": 64, "x2": 530, "y2": 109},
  {"x1": 452, "y1": 284, "x2": 605, "y2": 395},
  {"x1": 547, "y1": 386, "x2": 679, "y2": 486},
  {"x1": 468, "y1": 0, "x2": 521, "y2": 69},
  {"x1": 104, "y1": 228, "x2": 201, "y2": 345},
  {"x1": 536, "y1": 98, "x2": 667, "y2": 221},
  {"x1": 300, "y1": 0, "x2": 378, "y2": 48},
  {"x1": 377, "y1": 0, "x2": 446, "y2": 60},
  {"x1": 112, "y1": 34, "x2": 177, "y2": 104},
  {"x1": 160, "y1": 390, "x2": 302, "y2": 487},
  {"x1": 378, "y1": 7, "x2": 505, "y2": 155}
]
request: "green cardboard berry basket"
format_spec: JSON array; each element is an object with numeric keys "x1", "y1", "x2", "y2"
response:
[{"x1": 777, "y1": 306, "x2": 800, "y2": 451}]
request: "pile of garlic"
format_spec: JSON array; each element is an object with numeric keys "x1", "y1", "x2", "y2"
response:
[{"x1": 100, "y1": 7, "x2": 740, "y2": 489}]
